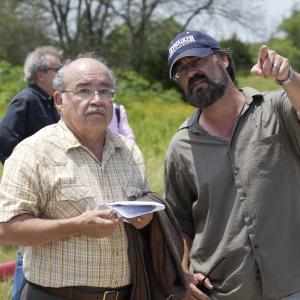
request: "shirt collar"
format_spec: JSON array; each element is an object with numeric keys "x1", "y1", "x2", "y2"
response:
[
  {"x1": 178, "y1": 87, "x2": 264, "y2": 133},
  {"x1": 29, "y1": 84, "x2": 52, "y2": 101},
  {"x1": 57, "y1": 120, "x2": 123, "y2": 154}
]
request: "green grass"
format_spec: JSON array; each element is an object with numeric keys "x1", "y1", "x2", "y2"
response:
[
  {"x1": 236, "y1": 73, "x2": 278, "y2": 92},
  {"x1": 0, "y1": 246, "x2": 16, "y2": 299},
  {"x1": 0, "y1": 279, "x2": 13, "y2": 300}
]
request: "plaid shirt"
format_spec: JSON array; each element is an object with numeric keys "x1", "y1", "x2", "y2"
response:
[{"x1": 0, "y1": 120, "x2": 150, "y2": 287}]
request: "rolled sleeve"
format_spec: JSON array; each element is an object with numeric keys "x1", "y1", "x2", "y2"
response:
[{"x1": 0, "y1": 143, "x2": 42, "y2": 222}]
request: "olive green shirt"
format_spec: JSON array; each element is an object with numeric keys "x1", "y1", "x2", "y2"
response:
[{"x1": 164, "y1": 88, "x2": 300, "y2": 299}]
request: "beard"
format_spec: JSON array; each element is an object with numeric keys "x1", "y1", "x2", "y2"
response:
[{"x1": 185, "y1": 65, "x2": 230, "y2": 109}]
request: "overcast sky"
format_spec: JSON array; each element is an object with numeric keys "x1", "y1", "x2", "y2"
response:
[
  {"x1": 192, "y1": 0, "x2": 300, "y2": 43},
  {"x1": 263, "y1": 0, "x2": 300, "y2": 40}
]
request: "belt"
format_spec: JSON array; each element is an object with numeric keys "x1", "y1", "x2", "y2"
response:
[{"x1": 30, "y1": 282, "x2": 131, "y2": 300}]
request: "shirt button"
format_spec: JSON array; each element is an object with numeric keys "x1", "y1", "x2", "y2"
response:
[
  {"x1": 245, "y1": 216, "x2": 251, "y2": 225},
  {"x1": 234, "y1": 167, "x2": 239, "y2": 175}
]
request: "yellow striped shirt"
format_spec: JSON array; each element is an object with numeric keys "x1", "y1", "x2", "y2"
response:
[{"x1": 0, "y1": 120, "x2": 150, "y2": 287}]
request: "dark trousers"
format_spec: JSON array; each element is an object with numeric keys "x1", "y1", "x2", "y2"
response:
[
  {"x1": 20, "y1": 282, "x2": 131, "y2": 300},
  {"x1": 21, "y1": 283, "x2": 65, "y2": 300}
]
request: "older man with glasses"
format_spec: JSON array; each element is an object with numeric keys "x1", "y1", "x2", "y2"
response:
[
  {"x1": 164, "y1": 31, "x2": 300, "y2": 300},
  {"x1": 0, "y1": 54, "x2": 187, "y2": 300}
]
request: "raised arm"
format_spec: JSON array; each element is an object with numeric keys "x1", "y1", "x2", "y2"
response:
[{"x1": 251, "y1": 45, "x2": 300, "y2": 113}]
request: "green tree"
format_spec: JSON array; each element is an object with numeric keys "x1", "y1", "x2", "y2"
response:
[
  {"x1": 104, "y1": 18, "x2": 181, "y2": 87},
  {"x1": 0, "y1": 0, "x2": 51, "y2": 64},
  {"x1": 278, "y1": 8, "x2": 300, "y2": 48},
  {"x1": 0, "y1": 61, "x2": 25, "y2": 112},
  {"x1": 267, "y1": 38, "x2": 300, "y2": 72},
  {"x1": 220, "y1": 35, "x2": 253, "y2": 75}
]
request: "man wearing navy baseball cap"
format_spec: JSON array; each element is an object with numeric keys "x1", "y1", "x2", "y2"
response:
[{"x1": 164, "y1": 31, "x2": 300, "y2": 300}]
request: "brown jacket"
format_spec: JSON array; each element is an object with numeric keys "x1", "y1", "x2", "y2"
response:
[{"x1": 125, "y1": 192, "x2": 187, "y2": 300}]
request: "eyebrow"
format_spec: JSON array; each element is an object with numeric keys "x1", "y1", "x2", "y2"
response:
[{"x1": 74, "y1": 82, "x2": 112, "y2": 89}]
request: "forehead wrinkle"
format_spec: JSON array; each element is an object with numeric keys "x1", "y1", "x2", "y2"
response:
[{"x1": 64, "y1": 60, "x2": 112, "y2": 89}]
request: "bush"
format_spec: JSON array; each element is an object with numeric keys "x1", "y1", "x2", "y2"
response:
[{"x1": 0, "y1": 61, "x2": 24, "y2": 114}]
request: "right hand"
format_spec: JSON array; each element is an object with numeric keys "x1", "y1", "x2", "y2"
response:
[
  {"x1": 183, "y1": 272, "x2": 213, "y2": 300},
  {"x1": 73, "y1": 209, "x2": 123, "y2": 238}
]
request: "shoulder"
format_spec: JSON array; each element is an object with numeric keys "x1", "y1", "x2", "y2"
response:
[
  {"x1": 10, "y1": 86, "x2": 42, "y2": 105},
  {"x1": 14, "y1": 124, "x2": 61, "y2": 157},
  {"x1": 108, "y1": 131, "x2": 143, "y2": 163},
  {"x1": 165, "y1": 112, "x2": 198, "y2": 163}
]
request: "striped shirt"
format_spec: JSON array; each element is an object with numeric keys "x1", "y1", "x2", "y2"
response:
[{"x1": 0, "y1": 120, "x2": 150, "y2": 287}]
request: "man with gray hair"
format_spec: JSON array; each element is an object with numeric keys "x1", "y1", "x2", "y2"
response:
[
  {"x1": 0, "y1": 46, "x2": 62, "y2": 163},
  {"x1": 0, "y1": 45, "x2": 61, "y2": 300}
]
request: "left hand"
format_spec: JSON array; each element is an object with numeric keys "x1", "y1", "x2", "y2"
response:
[
  {"x1": 251, "y1": 45, "x2": 290, "y2": 81},
  {"x1": 126, "y1": 213, "x2": 153, "y2": 229}
]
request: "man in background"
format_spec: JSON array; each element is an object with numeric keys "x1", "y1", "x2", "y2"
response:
[
  {"x1": 0, "y1": 46, "x2": 62, "y2": 300},
  {"x1": 164, "y1": 31, "x2": 300, "y2": 299},
  {"x1": 0, "y1": 46, "x2": 61, "y2": 163}
]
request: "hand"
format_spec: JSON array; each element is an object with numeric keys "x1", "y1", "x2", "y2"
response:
[
  {"x1": 73, "y1": 209, "x2": 123, "y2": 238},
  {"x1": 251, "y1": 45, "x2": 290, "y2": 81},
  {"x1": 125, "y1": 213, "x2": 153, "y2": 229},
  {"x1": 183, "y1": 272, "x2": 213, "y2": 300}
]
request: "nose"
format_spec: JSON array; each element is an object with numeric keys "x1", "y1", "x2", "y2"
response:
[
  {"x1": 90, "y1": 90, "x2": 102, "y2": 103},
  {"x1": 185, "y1": 67, "x2": 199, "y2": 81}
]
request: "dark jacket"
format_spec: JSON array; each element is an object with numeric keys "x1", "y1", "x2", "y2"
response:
[
  {"x1": 125, "y1": 192, "x2": 187, "y2": 300},
  {"x1": 0, "y1": 85, "x2": 59, "y2": 163}
]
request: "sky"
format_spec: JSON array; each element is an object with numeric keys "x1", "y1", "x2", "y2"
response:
[
  {"x1": 192, "y1": 0, "x2": 300, "y2": 43},
  {"x1": 263, "y1": 0, "x2": 300, "y2": 40}
]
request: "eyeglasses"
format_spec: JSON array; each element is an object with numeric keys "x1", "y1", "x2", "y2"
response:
[
  {"x1": 173, "y1": 53, "x2": 215, "y2": 80},
  {"x1": 45, "y1": 67, "x2": 61, "y2": 73},
  {"x1": 60, "y1": 87, "x2": 115, "y2": 102}
]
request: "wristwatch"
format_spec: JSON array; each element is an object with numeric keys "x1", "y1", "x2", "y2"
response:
[{"x1": 273, "y1": 67, "x2": 294, "y2": 86}]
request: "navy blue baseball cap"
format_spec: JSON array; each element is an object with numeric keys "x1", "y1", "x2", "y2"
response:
[{"x1": 168, "y1": 31, "x2": 221, "y2": 78}]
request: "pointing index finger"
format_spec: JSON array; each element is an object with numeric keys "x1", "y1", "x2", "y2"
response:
[{"x1": 258, "y1": 45, "x2": 269, "y2": 67}]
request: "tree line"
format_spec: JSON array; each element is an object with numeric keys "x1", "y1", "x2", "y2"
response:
[{"x1": 0, "y1": 0, "x2": 300, "y2": 90}]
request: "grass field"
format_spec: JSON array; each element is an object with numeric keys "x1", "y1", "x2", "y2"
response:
[{"x1": 0, "y1": 74, "x2": 278, "y2": 297}]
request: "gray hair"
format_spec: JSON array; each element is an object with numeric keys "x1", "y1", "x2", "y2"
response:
[
  {"x1": 24, "y1": 46, "x2": 62, "y2": 85},
  {"x1": 53, "y1": 53, "x2": 116, "y2": 91}
]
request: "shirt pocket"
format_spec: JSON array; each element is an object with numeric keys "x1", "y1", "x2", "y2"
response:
[
  {"x1": 48, "y1": 184, "x2": 95, "y2": 218},
  {"x1": 122, "y1": 184, "x2": 144, "y2": 201},
  {"x1": 251, "y1": 134, "x2": 286, "y2": 175}
]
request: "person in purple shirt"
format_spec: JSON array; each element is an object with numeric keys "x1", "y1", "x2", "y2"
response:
[{"x1": 109, "y1": 103, "x2": 135, "y2": 143}]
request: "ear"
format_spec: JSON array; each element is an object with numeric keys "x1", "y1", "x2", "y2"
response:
[
  {"x1": 53, "y1": 91, "x2": 63, "y2": 113},
  {"x1": 221, "y1": 54, "x2": 229, "y2": 69},
  {"x1": 36, "y1": 70, "x2": 45, "y2": 83}
]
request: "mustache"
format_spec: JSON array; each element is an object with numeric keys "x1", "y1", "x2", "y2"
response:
[
  {"x1": 85, "y1": 105, "x2": 107, "y2": 116},
  {"x1": 188, "y1": 74, "x2": 209, "y2": 91}
]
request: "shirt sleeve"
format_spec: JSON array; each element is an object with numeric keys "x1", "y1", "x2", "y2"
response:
[
  {"x1": 0, "y1": 95, "x2": 29, "y2": 163},
  {"x1": 164, "y1": 154, "x2": 195, "y2": 238},
  {"x1": 118, "y1": 105, "x2": 136, "y2": 143},
  {"x1": 0, "y1": 143, "x2": 43, "y2": 222},
  {"x1": 272, "y1": 89, "x2": 300, "y2": 156}
]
